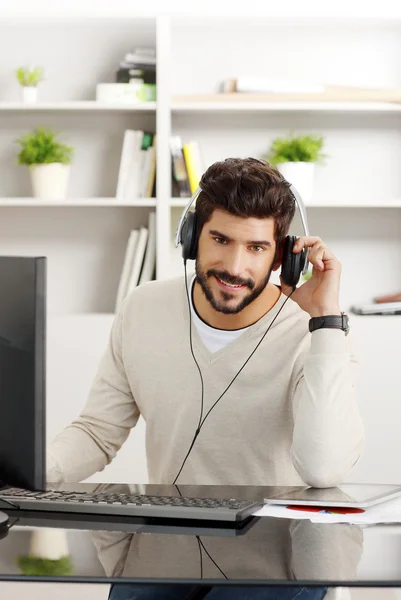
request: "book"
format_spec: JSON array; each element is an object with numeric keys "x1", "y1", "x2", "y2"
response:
[
  {"x1": 115, "y1": 229, "x2": 140, "y2": 312},
  {"x1": 124, "y1": 130, "x2": 144, "y2": 200},
  {"x1": 138, "y1": 132, "x2": 154, "y2": 198},
  {"x1": 182, "y1": 141, "x2": 203, "y2": 194},
  {"x1": 373, "y1": 291, "x2": 401, "y2": 303},
  {"x1": 225, "y1": 76, "x2": 326, "y2": 94},
  {"x1": 116, "y1": 130, "x2": 156, "y2": 201},
  {"x1": 116, "y1": 130, "x2": 137, "y2": 200},
  {"x1": 145, "y1": 135, "x2": 157, "y2": 198},
  {"x1": 170, "y1": 135, "x2": 191, "y2": 197},
  {"x1": 126, "y1": 226, "x2": 149, "y2": 295},
  {"x1": 350, "y1": 301, "x2": 401, "y2": 315},
  {"x1": 139, "y1": 212, "x2": 156, "y2": 285}
]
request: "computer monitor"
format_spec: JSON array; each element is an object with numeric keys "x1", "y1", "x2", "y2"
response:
[{"x1": 0, "y1": 257, "x2": 46, "y2": 502}]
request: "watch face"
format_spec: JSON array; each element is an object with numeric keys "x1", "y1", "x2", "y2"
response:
[{"x1": 343, "y1": 314, "x2": 350, "y2": 335}]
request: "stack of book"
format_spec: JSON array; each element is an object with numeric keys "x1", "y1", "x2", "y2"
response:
[
  {"x1": 115, "y1": 211, "x2": 156, "y2": 312},
  {"x1": 116, "y1": 130, "x2": 156, "y2": 201},
  {"x1": 116, "y1": 47, "x2": 156, "y2": 101},
  {"x1": 170, "y1": 136, "x2": 203, "y2": 198}
]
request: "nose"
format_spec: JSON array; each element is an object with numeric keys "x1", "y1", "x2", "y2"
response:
[{"x1": 223, "y1": 245, "x2": 247, "y2": 279}]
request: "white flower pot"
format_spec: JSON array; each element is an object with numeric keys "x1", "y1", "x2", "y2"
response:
[
  {"x1": 29, "y1": 163, "x2": 70, "y2": 200},
  {"x1": 30, "y1": 528, "x2": 69, "y2": 560},
  {"x1": 276, "y1": 161, "x2": 315, "y2": 204},
  {"x1": 21, "y1": 86, "x2": 38, "y2": 103}
]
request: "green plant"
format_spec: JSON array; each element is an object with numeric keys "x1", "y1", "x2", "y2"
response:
[
  {"x1": 17, "y1": 555, "x2": 73, "y2": 576},
  {"x1": 265, "y1": 133, "x2": 326, "y2": 166},
  {"x1": 16, "y1": 127, "x2": 74, "y2": 166},
  {"x1": 301, "y1": 268, "x2": 313, "y2": 283},
  {"x1": 16, "y1": 66, "x2": 44, "y2": 87}
]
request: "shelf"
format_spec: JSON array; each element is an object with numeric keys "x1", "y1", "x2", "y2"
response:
[
  {"x1": 307, "y1": 199, "x2": 401, "y2": 207},
  {"x1": 169, "y1": 198, "x2": 401, "y2": 208},
  {"x1": 0, "y1": 101, "x2": 156, "y2": 112},
  {"x1": 310, "y1": 200, "x2": 401, "y2": 207},
  {"x1": 0, "y1": 198, "x2": 157, "y2": 207},
  {"x1": 172, "y1": 93, "x2": 401, "y2": 114},
  {"x1": 171, "y1": 101, "x2": 401, "y2": 114}
]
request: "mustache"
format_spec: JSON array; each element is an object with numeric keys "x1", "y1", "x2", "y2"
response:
[{"x1": 207, "y1": 269, "x2": 255, "y2": 289}]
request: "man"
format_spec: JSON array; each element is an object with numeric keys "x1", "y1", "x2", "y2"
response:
[{"x1": 47, "y1": 158, "x2": 364, "y2": 599}]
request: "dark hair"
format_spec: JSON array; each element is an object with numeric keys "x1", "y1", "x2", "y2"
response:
[{"x1": 196, "y1": 157, "x2": 296, "y2": 249}]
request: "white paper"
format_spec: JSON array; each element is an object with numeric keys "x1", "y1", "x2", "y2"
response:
[
  {"x1": 253, "y1": 497, "x2": 401, "y2": 525},
  {"x1": 253, "y1": 504, "x2": 325, "y2": 520}
]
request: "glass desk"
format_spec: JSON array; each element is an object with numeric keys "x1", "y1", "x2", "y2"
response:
[{"x1": 0, "y1": 482, "x2": 400, "y2": 591}]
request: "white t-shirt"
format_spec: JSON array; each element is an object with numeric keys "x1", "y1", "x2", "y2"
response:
[{"x1": 188, "y1": 275, "x2": 249, "y2": 353}]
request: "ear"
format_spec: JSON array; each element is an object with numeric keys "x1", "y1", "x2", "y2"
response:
[{"x1": 272, "y1": 243, "x2": 283, "y2": 271}]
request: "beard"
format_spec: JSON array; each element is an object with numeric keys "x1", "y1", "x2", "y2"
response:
[{"x1": 195, "y1": 260, "x2": 275, "y2": 315}]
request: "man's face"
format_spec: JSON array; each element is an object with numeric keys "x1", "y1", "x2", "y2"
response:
[{"x1": 195, "y1": 209, "x2": 279, "y2": 315}]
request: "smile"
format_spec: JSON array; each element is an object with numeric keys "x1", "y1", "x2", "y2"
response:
[{"x1": 215, "y1": 276, "x2": 246, "y2": 291}]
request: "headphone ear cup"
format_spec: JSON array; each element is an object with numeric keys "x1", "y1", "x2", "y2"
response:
[
  {"x1": 180, "y1": 211, "x2": 198, "y2": 261},
  {"x1": 281, "y1": 235, "x2": 304, "y2": 288}
]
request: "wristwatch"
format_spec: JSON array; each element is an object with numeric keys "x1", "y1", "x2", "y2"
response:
[{"x1": 308, "y1": 313, "x2": 350, "y2": 336}]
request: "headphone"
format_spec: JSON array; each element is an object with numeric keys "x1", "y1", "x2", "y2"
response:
[{"x1": 175, "y1": 183, "x2": 310, "y2": 289}]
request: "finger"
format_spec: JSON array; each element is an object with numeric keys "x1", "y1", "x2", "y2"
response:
[
  {"x1": 295, "y1": 237, "x2": 336, "y2": 261},
  {"x1": 309, "y1": 244, "x2": 338, "y2": 271},
  {"x1": 293, "y1": 236, "x2": 323, "y2": 252},
  {"x1": 309, "y1": 245, "x2": 328, "y2": 270}
]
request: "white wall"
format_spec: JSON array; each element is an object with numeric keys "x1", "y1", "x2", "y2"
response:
[
  {"x1": 2, "y1": 0, "x2": 401, "y2": 19},
  {"x1": 46, "y1": 315, "x2": 148, "y2": 484},
  {"x1": 0, "y1": 207, "x2": 152, "y2": 315},
  {"x1": 45, "y1": 311, "x2": 401, "y2": 487}
]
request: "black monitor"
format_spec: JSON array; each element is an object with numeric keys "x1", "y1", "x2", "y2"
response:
[{"x1": 0, "y1": 257, "x2": 46, "y2": 505}]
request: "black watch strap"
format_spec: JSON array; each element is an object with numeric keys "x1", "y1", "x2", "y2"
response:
[{"x1": 308, "y1": 313, "x2": 350, "y2": 336}]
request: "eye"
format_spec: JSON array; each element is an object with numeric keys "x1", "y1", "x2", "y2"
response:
[
  {"x1": 213, "y1": 237, "x2": 227, "y2": 244},
  {"x1": 250, "y1": 245, "x2": 264, "y2": 252}
]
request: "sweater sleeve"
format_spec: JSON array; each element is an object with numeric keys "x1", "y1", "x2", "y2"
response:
[
  {"x1": 291, "y1": 328, "x2": 365, "y2": 488},
  {"x1": 46, "y1": 310, "x2": 140, "y2": 483}
]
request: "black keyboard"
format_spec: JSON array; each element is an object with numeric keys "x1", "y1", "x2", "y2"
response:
[{"x1": 0, "y1": 487, "x2": 263, "y2": 523}]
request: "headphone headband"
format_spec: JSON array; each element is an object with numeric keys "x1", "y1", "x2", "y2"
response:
[
  {"x1": 288, "y1": 184, "x2": 310, "y2": 275},
  {"x1": 174, "y1": 186, "x2": 202, "y2": 249},
  {"x1": 175, "y1": 183, "x2": 309, "y2": 275}
]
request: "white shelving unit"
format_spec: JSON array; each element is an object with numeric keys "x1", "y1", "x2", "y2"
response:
[
  {"x1": 0, "y1": 13, "x2": 398, "y2": 488},
  {"x1": 0, "y1": 101, "x2": 156, "y2": 112},
  {"x1": 0, "y1": 16, "x2": 158, "y2": 315},
  {"x1": 171, "y1": 100, "x2": 401, "y2": 114},
  {"x1": 160, "y1": 15, "x2": 401, "y2": 314},
  {"x1": 170, "y1": 197, "x2": 401, "y2": 208},
  {"x1": 1, "y1": 14, "x2": 401, "y2": 316},
  {"x1": 0, "y1": 198, "x2": 157, "y2": 207}
]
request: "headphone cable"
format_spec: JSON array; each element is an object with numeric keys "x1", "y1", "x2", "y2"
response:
[
  {"x1": 197, "y1": 536, "x2": 228, "y2": 580},
  {"x1": 172, "y1": 263, "x2": 205, "y2": 484},
  {"x1": 175, "y1": 485, "x2": 228, "y2": 581},
  {"x1": 172, "y1": 261, "x2": 296, "y2": 484}
]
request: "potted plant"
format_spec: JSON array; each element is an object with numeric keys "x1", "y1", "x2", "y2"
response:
[
  {"x1": 16, "y1": 65, "x2": 44, "y2": 103},
  {"x1": 264, "y1": 133, "x2": 326, "y2": 203},
  {"x1": 301, "y1": 267, "x2": 313, "y2": 284},
  {"x1": 16, "y1": 127, "x2": 74, "y2": 200},
  {"x1": 17, "y1": 528, "x2": 73, "y2": 576}
]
